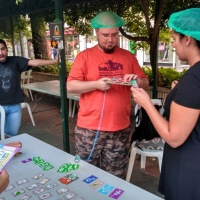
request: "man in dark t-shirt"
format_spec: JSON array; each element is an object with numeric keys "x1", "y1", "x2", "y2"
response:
[{"x1": 0, "y1": 39, "x2": 58, "y2": 137}]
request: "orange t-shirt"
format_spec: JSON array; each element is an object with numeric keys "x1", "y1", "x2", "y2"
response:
[{"x1": 67, "y1": 45, "x2": 147, "y2": 131}]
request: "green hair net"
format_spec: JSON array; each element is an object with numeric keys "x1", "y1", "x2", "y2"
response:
[
  {"x1": 91, "y1": 11, "x2": 125, "y2": 28},
  {"x1": 167, "y1": 8, "x2": 200, "y2": 41}
]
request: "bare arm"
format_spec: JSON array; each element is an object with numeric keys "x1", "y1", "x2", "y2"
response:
[
  {"x1": 67, "y1": 78, "x2": 111, "y2": 94},
  {"x1": 28, "y1": 54, "x2": 58, "y2": 67},
  {"x1": 137, "y1": 77, "x2": 149, "y2": 90},
  {"x1": 131, "y1": 87, "x2": 200, "y2": 148}
]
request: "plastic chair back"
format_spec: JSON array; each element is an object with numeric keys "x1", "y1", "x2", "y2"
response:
[{"x1": 0, "y1": 105, "x2": 5, "y2": 139}]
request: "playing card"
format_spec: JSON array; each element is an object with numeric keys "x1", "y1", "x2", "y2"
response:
[
  {"x1": 56, "y1": 187, "x2": 69, "y2": 194},
  {"x1": 27, "y1": 183, "x2": 39, "y2": 190},
  {"x1": 59, "y1": 176, "x2": 72, "y2": 185},
  {"x1": 33, "y1": 173, "x2": 44, "y2": 180},
  {"x1": 38, "y1": 192, "x2": 52, "y2": 200},
  {"x1": 109, "y1": 188, "x2": 124, "y2": 199},
  {"x1": 83, "y1": 175, "x2": 98, "y2": 184},
  {"x1": 90, "y1": 180, "x2": 104, "y2": 189},
  {"x1": 98, "y1": 184, "x2": 114, "y2": 195},
  {"x1": 12, "y1": 189, "x2": 25, "y2": 197},
  {"x1": 59, "y1": 174, "x2": 78, "y2": 185},
  {"x1": 16, "y1": 178, "x2": 29, "y2": 185},
  {"x1": 5, "y1": 184, "x2": 15, "y2": 191},
  {"x1": 45, "y1": 182, "x2": 58, "y2": 189},
  {"x1": 64, "y1": 192, "x2": 77, "y2": 199},
  {"x1": 19, "y1": 194, "x2": 32, "y2": 200},
  {"x1": 39, "y1": 178, "x2": 50, "y2": 184},
  {"x1": 33, "y1": 187, "x2": 46, "y2": 194}
]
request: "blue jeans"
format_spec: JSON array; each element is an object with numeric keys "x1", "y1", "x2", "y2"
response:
[{"x1": 1, "y1": 104, "x2": 22, "y2": 137}]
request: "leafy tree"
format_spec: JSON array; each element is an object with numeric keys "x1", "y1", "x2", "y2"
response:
[
  {"x1": 2, "y1": 0, "x2": 200, "y2": 95},
  {"x1": 63, "y1": 0, "x2": 200, "y2": 96},
  {"x1": 29, "y1": 12, "x2": 52, "y2": 59},
  {"x1": 0, "y1": 16, "x2": 30, "y2": 41}
]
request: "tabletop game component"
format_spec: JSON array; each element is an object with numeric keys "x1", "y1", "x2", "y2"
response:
[
  {"x1": 130, "y1": 79, "x2": 139, "y2": 88},
  {"x1": 57, "y1": 163, "x2": 80, "y2": 173},
  {"x1": 0, "y1": 144, "x2": 19, "y2": 172},
  {"x1": 56, "y1": 187, "x2": 69, "y2": 194},
  {"x1": 90, "y1": 180, "x2": 104, "y2": 189},
  {"x1": 38, "y1": 192, "x2": 52, "y2": 200},
  {"x1": 83, "y1": 175, "x2": 98, "y2": 184},
  {"x1": 74, "y1": 155, "x2": 80, "y2": 163},
  {"x1": 106, "y1": 77, "x2": 131, "y2": 86},
  {"x1": 59, "y1": 174, "x2": 78, "y2": 185},
  {"x1": 27, "y1": 183, "x2": 39, "y2": 190},
  {"x1": 32, "y1": 157, "x2": 54, "y2": 171},
  {"x1": 33, "y1": 173, "x2": 44, "y2": 180},
  {"x1": 109, "y1": 188, "x2": 124, "y2": 199},
  {"x1": 98, "y1": 184, "x2": 114, "y2": 195},
  {"x1": 64, "y1": 191, "x2": 77, "y2": 199},
  {"x1": 12, "y1": 189, "x2": 26, "y2": 197},
  {"x1": 21, "y1": 158, "x2": 32, "y2": 163}
]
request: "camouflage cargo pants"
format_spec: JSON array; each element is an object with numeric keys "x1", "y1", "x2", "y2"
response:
[{"x1": 75, "y1": 126, "x2": 132, "y2": 179}]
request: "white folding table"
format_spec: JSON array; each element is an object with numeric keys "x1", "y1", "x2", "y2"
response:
[
  {"x1": 22, "y1": 80, "x2": 80, "y2": 117},
  {"x1": 0, "y1": 134, "x2": 163, "y2": 200}
]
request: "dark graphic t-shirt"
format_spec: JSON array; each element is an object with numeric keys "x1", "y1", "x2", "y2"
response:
[{"x1": 0, "y1": 56, "x2": 29, "y2": 105}]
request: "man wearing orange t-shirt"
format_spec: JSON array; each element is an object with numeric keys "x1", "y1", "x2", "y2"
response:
[{"x1": 67, "y1": 11, "x2": 149, "y2": 179}]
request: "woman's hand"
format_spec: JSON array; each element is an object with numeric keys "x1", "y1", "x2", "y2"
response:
[
  {"x1": 131, "y1": 87, "x2": 151, "y2": 109},
  {"x1": 171, "y1": 80, "x2": 179, "y2": 89}
]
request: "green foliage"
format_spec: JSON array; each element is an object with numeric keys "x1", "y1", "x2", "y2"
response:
[
  {"x1": 142, "y1": 66, "x2": 187, "y2": 88},
  {"x1": 0, "y1": 16, "x2": 30, "y2": 41},
  {"x1": 16, "y1": 0, "x2": 23, "y2": 5},
  {"x1": 32, "y1": 62, "x2": 73, "y2": 76},
  {"x1": 142, "y1": 66, "x2": 153, "y2": 81},
  {"x1": 30, "y1": 13, "x2": 48, "y2": 58},
  {"x1": 66, "y1": 62, "x2": 72, "y2": 74}
]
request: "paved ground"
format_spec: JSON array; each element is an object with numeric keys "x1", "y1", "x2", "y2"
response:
[{"x1": 19, "y1": 93, "x2": 163, "y2": 199}]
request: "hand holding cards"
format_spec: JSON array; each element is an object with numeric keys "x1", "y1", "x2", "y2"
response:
[
  {"x1": 130, "y1": 79, "x2": 139, "y2": 88},
  {"x1": 0, "y1": 144, "x2": 19, "y2": 173},
  {"x1": 106, "y1": 77, "x2": 139, "y2": 86}
]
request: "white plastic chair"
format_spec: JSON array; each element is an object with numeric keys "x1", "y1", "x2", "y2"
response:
[
  {"x1": 21, "y1": 69, "x2": 34, "y2": 101},
  {"x1": 126, "y1": 99, "x2": 165, "y2": 182},
  {"x1": 21, "y1": 102, "x2": 35, "y2": 126},
  {"x1": 0, "y1": 105, "x2": 5, "y2": 139}
]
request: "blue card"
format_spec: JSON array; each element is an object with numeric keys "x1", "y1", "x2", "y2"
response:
[
  {"x1": 83, "y1": 175, "x2": 98, "y2": 184},
  {"x1": 98, "y1": 184, "x2": 114, "y2": 195}
]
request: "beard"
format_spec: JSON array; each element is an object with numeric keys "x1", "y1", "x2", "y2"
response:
[
  {"x1": 98, "y1": 43, "x2": 117, "y2": 54},
  {"x1": 0, "y1": 55, "x2": 7, "y2": 63},
  {"x1": 0, "y1": 60, "x2": 6, "y2": 63}
]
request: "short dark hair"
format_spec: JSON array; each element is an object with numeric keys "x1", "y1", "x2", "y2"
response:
[{"x1": 0, "y1": 39, "x2": 7, "y2": 48}]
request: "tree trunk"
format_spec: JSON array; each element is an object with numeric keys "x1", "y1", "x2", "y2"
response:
[
  {"x1": 149, "y1": 0, "x2": 164, "y2": 98},
  {"x1": 29, "y1": 13, "x2": 48, "y2": 59}
]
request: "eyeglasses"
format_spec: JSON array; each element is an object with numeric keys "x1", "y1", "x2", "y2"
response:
[
  {"x1": 100, "y1": 32, "x2": 119, "y2": 39},
  {"x1": 0, "y1": 47, "x2": 7, "y2": 52}
]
